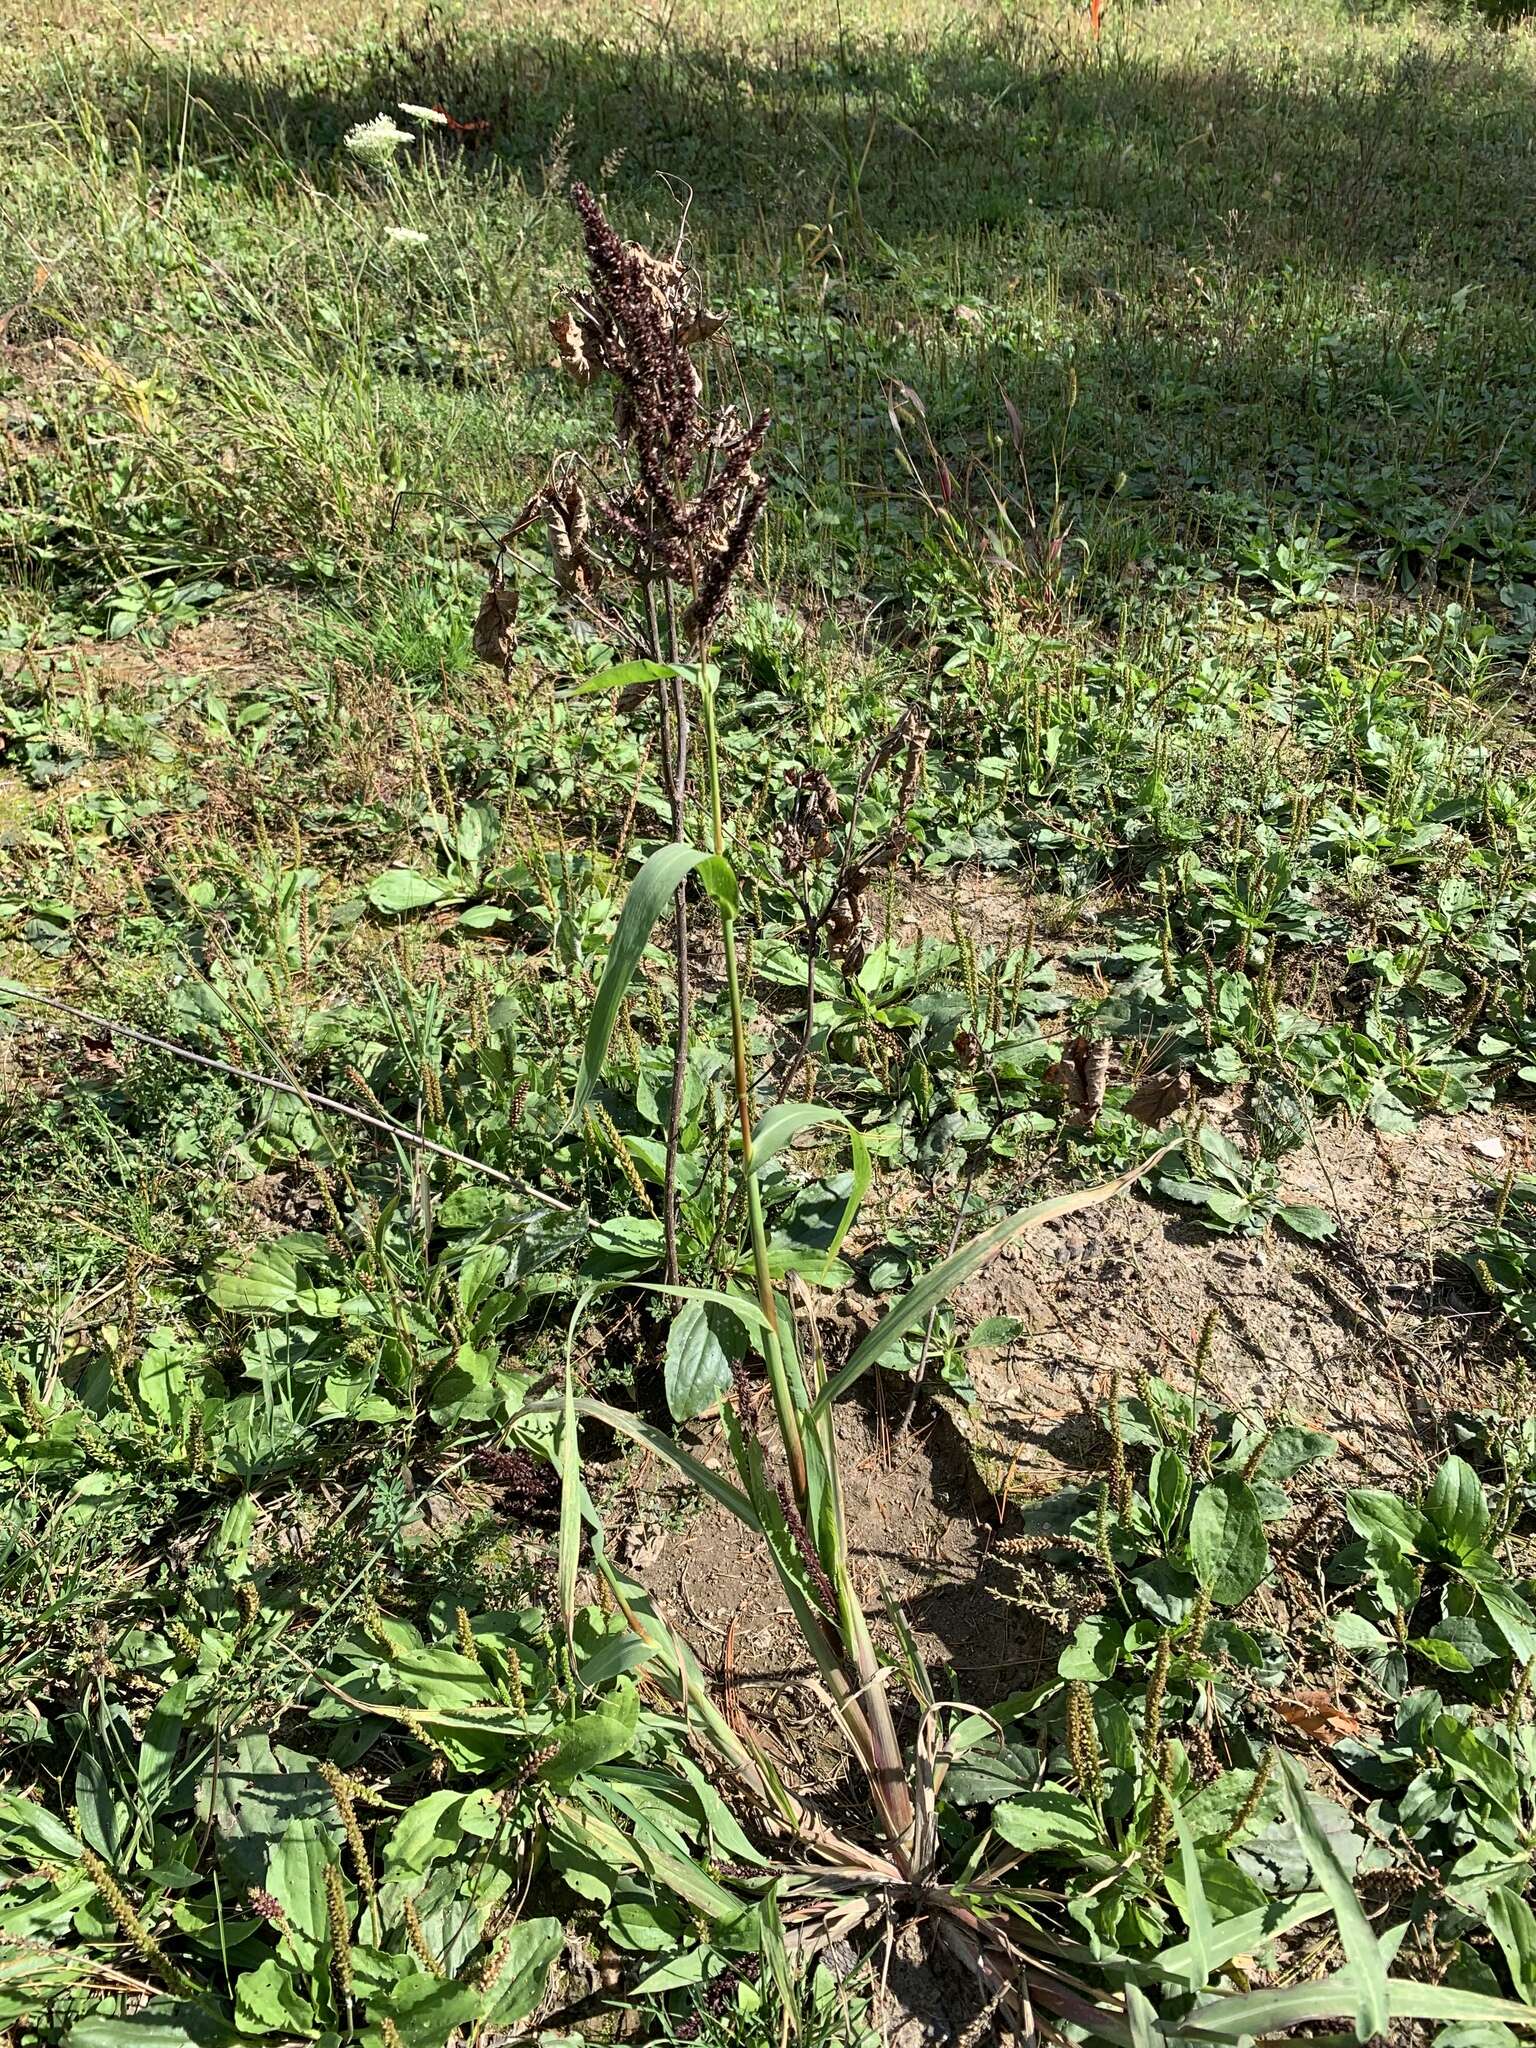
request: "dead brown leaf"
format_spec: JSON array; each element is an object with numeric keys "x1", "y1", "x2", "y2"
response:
[
  {"x1": 1047, "y1": 1034, "x2": 1112, "y2": 1127},
  {"x1": 1125, "y1": 1066, "x2": 1192, "y2": 1127},
  {"x1": 1275, "y1": 1689, "x2": 1362, "y2": 1744}
]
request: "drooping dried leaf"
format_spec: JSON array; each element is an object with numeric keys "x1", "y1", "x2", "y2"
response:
[
  {"x1": 548, "y1": 481, "x2": 600, "y2": 597},
  {"x1": 1047, "y1": 1035, "x2": 1112, "y2": 1127},
  {"x1": 676, "y1": 309, "x2": 728, "y2": 348},
  {"x1": 898, "y1": 710, "x2": 931, "y2": 810},
  {"x1": 1125, "y1": 1066, "x2": 1192, "y2": 1128},
  {"x1": 472, "y1": 579, "x2": 518, "y2": 667},
  {"x1": 548, "y1": 311, "x2": 594, "y2": 387},
  {"x1": 825, "y1": 886, "x2": 867, "y2": 978}
]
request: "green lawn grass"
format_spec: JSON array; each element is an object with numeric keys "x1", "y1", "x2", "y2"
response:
[{"x1": 4, "y1": 0, "x2": 1536, "y2": 2039}]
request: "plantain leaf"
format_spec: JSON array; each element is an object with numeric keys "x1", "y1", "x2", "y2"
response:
[
  {"x1": 367, "y1": 868, "x2": 449, "y2": 915},
  {"x1": 806, "y1": 1146, "x2": 1170, "y2": 1422},
  {"x1": 1425, "y1": 1455, "x2": 1491, "y2": 1561},
  {"x1": 664, "y1": 1299, "x2": 742, "y2": 1421},
  {"x1": 138, "y1": 1680, "x2": 189, "y2": 1821},
  {"x1": 1487, "y1": 1887, "x2": 1536, "y2": 2007},
  {"x1": 1189, "y1": 1476, "x2": 1269, "y2": 1605},
  {"x1": 572, "y1": 843, "x2": 715, "y2": 1120},
  {"x1": 636, "y1": 1283, "x2": 770, "y2": 1337}
]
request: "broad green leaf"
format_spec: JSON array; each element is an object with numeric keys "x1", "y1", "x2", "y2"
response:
[
  {"x1": 381, "y1": 1978, "x2": 484, "y2": 2048},
  {"x1": 1426, "y1": 1457, "x2": 1492, "y2": 1561},
  {"x1": 1150, "y1": 1449, "x2": 1191, "y2": 1538},
  {"x1": 1334, "y1": 1610, "x2": 1391, "y2": 1652},
  {"x1": 967, "y1": 1315, "x2": 1027, "y2": 1350},
  {"x1": 537, "y1": 1682, "x2": 641, "y2": 1787},
  {"x1": 1058, "y1": 1617, "x2": 1123, "y2": 1681},
  {"x1": 696, "y1": 854, "x2": 739, "y2": 917},
  {"x1": 1346, "y1": 1488, "x2": 1426, "y2": 1554},
  {"x1": 1457, "y1": 1559, "x2": 1536, "y2": 1665},
  {"x1": 1189, "y1": 1476, "x2": 1269, "y2": 1606},
  {"x1": 1126, "y1": 1984, "x2": 1159, "y2": 2048},
  {"x1": 367, "y1": 868, "x2": 448, "y2": 915},
  {"x1": 561, "y1": 659, "x2": 684, "y2": 698},
  {"x1": 1276, "y1": 1753, "x2": 1388, "y2": 2040},
  {"x1": 1277, "y1": 1202, "x2": 1337, "y2": 1241},
  {"x1": 479, "y1": 1915, "x2": 563, "y2": 2023},
  {"x1": 136, "y1": 1333, "x2": 197, "y2": 1427},
  {"x1": 1433, "y1": 1714, "x2": 1522, "y2": 1822},
  {"x1": 1410, "y1": 1635, "x2": 1475, "y2": 1672},
  {"x1": 66, "y1": 2009, "x2": 240, "y2": 2048},
  {"x1": 993, "y1": 1789, "x2": 1101, "y2": 1854},
  {"x1": 806, "y1": 1146, "x2": 1169, "y2": 1422},
  {"x1": 664, "y1": 1298, "x2": 742, "y2": 1421},
  {"x1": 456, "y1": 803, "x2": 494, "y2": 870},
  {"x1": 638, "y1": 1283, "x2": 770, "y2": 1336},
  {"x1": 749, "y1": 1101, "x2": 871, "y2": 1270},
  {"x1": 550, "y1": 1795, "x2": 740, "y2": 1920},
  {"x1": 265, "y1": 1818, "x2": 332, "y2": 1944},
  {"x1": 234, "y1": 1956, "x2": 312, "y2": 2035},
  {"x1": 0, "y1": 1789, "x2": 82, "y2": 1864},
  {"x1": 74, "y1": 1753, "x2": 123, "y2": 1860},
  {"x1": 382, "y1": 1791, "x2": 469, "y2": 1878},
  {"x1": 206, "y1": 1246, "x2": 301, "y2": 1314},
  {"x1": 572, "y1": 843, "x2": 715, "y2": 1120}
]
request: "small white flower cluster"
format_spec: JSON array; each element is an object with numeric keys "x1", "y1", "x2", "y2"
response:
[{"x1": 343, "y1": 113, "x2": 413, "y2": 167}]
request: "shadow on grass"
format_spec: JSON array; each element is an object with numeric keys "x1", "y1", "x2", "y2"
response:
[
  {"x1": 69, "y1": 18, "x2": 1536, "y2": 294},
  {"x1": 23, "y1": 15, "x2": 1536, "y2": 612}
]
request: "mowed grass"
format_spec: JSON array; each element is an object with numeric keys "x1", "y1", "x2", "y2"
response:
[{"x1": 5, "y1": 0, "x2": 1536, "y2": 2039}]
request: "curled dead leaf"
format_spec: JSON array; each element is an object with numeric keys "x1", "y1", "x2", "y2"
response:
[
  {"x1": 1047, "y1": 1035, "x2": 1112, "y2": 1127},
  {"x1": 1275, "y1": 1690, "x2": 1362, "y2": 1744},
  {"x1": 549, "y1": 310, "x2": 594, "y2": 387},
  {"x1": 472, "y1": 578, "x2": 518, "y2": 668},
  {"x1": 1124, "y1": 1066, "x2": 1192, "y2": 1128},
  {"x1": 548, "y1": 481, "x2": 600, "y2": 598},
  {"x1": 676, "y1": 309, "x2": 728, "y2": 347}
]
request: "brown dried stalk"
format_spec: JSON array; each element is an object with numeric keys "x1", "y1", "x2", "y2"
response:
[{"x1": 776, "y1": 706, "x2": 929, "y2": 1100}]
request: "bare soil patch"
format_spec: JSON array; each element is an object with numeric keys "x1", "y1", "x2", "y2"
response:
[
  {"x1": 634, "y1": 1400, "x2": 1049, "y2": 1759},
  {"x1": 950, "y1": 1103, "x2": 1534, "y2": 1503},
  {"x1": 634, "y1": 1099, "x2": 1534, "y2": 1758}
]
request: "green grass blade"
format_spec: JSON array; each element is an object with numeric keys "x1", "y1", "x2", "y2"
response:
[
  {"x1": 526, "y1": 1397, "x2": 761, "y2": 1528},
  {"x1": 750, "y1": 1102, "x2": 871, "y2": 1272},
  {"x1": 558, "y1": 658, "x2": 685, "y2": 699},
  {"x1": 806, "y1": 1145, "x2": 1170, "y2": 1423},
  {"x1": 1276, "y1": 1752, "x2": 1388, "y2": 2040},
  {"x1": 634, "y1": 1282, "x2": 772, "y2": 1337},
  {"x1": 1151, "y1": 1892, "x2": 1331, "y2": 1988},
  {"x1": 1183, "y1": 1969, "x2": 1536, "y2": 2040},
  {"x1": 572, "y1": 842, "x2": 713, "y2": 1120},
  {"x1": 557, "y1": 1357, "x2": 581, "y2": 1648},
  {"x1": 1170, "y1": 1795, "x2": 1215, "y2": 1992}
]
